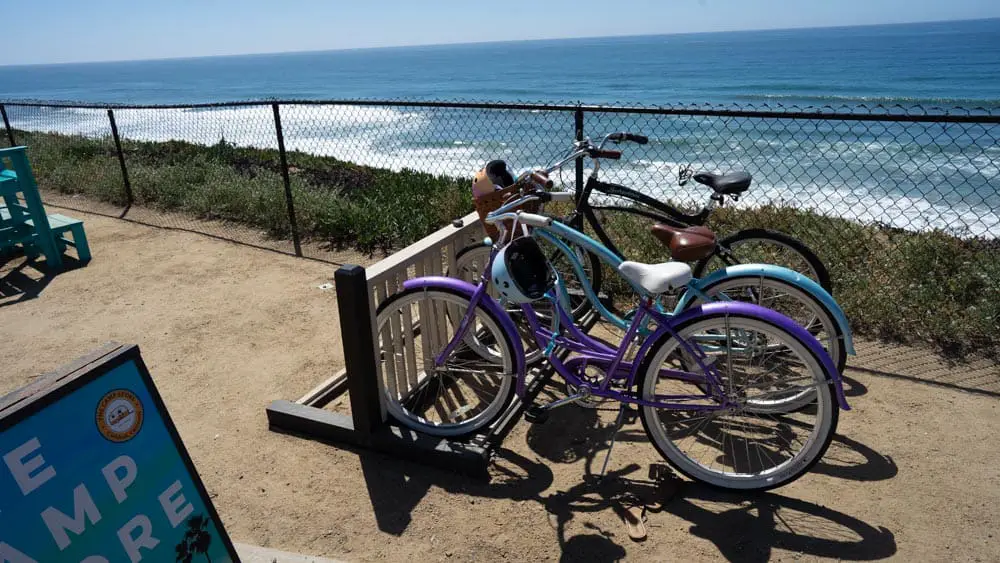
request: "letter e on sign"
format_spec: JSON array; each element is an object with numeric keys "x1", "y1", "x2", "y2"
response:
[
  {"x1": 158, "y1": 480, "x2": 193, "y2": 528},
  {"x1": 3, "y1": 437, "x2": 56, "y2": 496}
]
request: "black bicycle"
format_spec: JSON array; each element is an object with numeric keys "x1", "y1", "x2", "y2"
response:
[
  {"x1": 565, "y1": 132, "x2": 831, "y2": 293},
  {"x1": 454, "y1": 132, "x2": 832, "y2": 322}
]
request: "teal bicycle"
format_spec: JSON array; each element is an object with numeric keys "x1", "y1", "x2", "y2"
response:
[{"x1": 454, "y1": 137, "x2": 854, "y2": 380}]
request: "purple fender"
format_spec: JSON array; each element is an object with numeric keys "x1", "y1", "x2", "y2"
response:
[
  {"x1": 402, "y1": 276, "x2": 526, "y2": 381},
  {"x1": 640, "y1": 301, "x2": 851, "y2": 410}
]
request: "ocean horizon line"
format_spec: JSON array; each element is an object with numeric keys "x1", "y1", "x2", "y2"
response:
[{"x1": 2, "y1": 15, "x2": 997, "y2": 70}]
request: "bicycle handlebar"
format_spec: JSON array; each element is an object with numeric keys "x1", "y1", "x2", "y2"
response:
[
  {"x1": 484, "y1": 211, "x2": 553, "y2": 227},
  {"x1": 486, "y1": 188, "x2": 574, "y2": 219}
]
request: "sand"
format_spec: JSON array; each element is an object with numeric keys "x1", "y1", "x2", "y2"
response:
[{"x1": 2, "y1": 209, "x2": 999, "y2": 562}]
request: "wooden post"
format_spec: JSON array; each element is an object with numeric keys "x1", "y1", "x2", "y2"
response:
[
  {"x1": 335, "y1": 264, "x2": 384, "y2": 437},
  {"x1": 272, "y1": 103, "x2": 303, "y2": 256}
]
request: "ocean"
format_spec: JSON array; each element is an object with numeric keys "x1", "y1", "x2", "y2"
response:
[{"x1": 1, "y1": 18, "x2": 998, "y2": 236}]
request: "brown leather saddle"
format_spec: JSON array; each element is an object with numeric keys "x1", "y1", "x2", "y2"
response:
[{"x1": 649, "y1": 224, "x2": 717, "y2": 261}]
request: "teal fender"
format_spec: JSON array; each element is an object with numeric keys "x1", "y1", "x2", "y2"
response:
[{"x1": 678, "y1": 264, "x2": 855, "y2": 355}]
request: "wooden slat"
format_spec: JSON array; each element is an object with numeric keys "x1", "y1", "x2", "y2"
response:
[
  {"x1": 427, "y1": 249, "x2": 448, "y2": 356},
  {"x1": 414, "y1": 259, "x2": 436, "y2": 378},
  {"x1": 387, "y1": 273, "x2": 408, "y2": 396},
  {"x1": 445, "y1": 237, "x2": 458, "y2": 279},
  {"x1": 400, "y1": 287, "x2": 419, "y2": 391},
  {"x1": 375, "y1": 281, "x2": 397, "y2": 400},
  {"x1": 367, "y1": 279, "x2": 388, "y2": 420}
]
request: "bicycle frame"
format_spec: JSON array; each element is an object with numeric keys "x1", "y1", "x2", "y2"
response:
[{"x1": 533, "y1": 222, "x2": 854, "y2": 357}]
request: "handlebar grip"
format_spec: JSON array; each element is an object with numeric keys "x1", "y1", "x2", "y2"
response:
[
  {"x1": 513, "y1": 213, "x2": 553, "y2": 228},
  {"x1": 591, "y1": 149, "x2": 622, "y2": 160},
  {"x1": 529, "y1": 171, "x2": 554, "y2": 189},
  {"x1": 626, "y1": 133, "x2": 649, "y2": 144},
  {"x1": 483, "y1": 210, "x2": 553, "y2": 228}
]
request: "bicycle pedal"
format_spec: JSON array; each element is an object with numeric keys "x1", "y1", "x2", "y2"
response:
[
  {"x1": 623, "y1": 406, "x2": 639, "y2": 424},
  {"x1": 524, "y1": 404, "x2": 550, "y2": 424}
]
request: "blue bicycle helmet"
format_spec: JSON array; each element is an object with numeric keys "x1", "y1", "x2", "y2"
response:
[{"x1": 492, "y1": 237, "x2": 554, "y2": 304}]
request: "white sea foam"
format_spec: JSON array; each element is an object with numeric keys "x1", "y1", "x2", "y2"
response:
[{"x1": 8, "y1": 105, "x2": 998, "y2": 238}]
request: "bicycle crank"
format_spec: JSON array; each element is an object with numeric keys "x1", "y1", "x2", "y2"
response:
[{"x1": 524, "y1": 386, "x2": 593, "y2": 424}]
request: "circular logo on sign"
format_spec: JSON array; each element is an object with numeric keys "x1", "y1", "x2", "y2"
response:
[{"x1": 96, "y1": 389, "x2": 144, "y2": 442}]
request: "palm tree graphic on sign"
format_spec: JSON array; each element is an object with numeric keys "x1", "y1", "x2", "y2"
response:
[{"x1": 174, "y1": 514, "x2": 213, "y2": 562}]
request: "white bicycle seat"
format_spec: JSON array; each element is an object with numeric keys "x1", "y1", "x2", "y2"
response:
[{"x1": 618, "y1": 261, "x2": 692, "y2": 294}]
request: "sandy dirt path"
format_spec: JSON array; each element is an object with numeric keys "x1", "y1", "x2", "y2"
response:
[{"x1": 3, "y1": 210, "x2": 998, "y2": 562}]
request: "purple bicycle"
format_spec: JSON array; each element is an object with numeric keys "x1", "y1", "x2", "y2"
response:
[{"x1": 374, "y1": 193, "x2": 850, "y2": 490}]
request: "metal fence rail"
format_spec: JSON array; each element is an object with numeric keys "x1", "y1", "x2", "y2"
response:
[{"x1": 1, "y1": 98, "x2": 998, "y2": 354}]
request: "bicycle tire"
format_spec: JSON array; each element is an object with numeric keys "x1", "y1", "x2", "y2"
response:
[
  {"x1": 636, "y1": 312, "x2": 839, "y2": 491},
  {"x1": 684, "y1": 275, "x2": 847, "y2": 375},
  {"x1": 693, "y1": 229, "x2": 833, "y2": 295},
  {"x1": 374, "y1": 285, "x2": 517, "y2": 437}
]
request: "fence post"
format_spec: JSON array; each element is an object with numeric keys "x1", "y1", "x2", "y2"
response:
[
  {"x1": 107, "y1": 109, "x2": 134, "y2": 208},
  {"x1": 574, "y1": 108, "x2": 584, "y2": 192},
  {"x1": 272, "y1": 103, "x2": 302, "y2": 257},
  {"x1": 1, "y1": 104, "x2": 15, "y2": 146},
  {"x1": 335, "y1": 264, "x2": 383, "y2": 438}
]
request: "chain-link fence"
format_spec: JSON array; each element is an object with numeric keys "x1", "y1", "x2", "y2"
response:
[{"x1": 2, "y1": 100, "x2": 998, "y2": 356}]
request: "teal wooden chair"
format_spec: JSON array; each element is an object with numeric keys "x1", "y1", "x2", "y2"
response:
[{"x1": 0, "y1": 146, "x2": 91, "y2": 269}]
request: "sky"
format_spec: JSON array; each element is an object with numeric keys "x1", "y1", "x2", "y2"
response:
[{"x1": 5, "y1": 0, "x2": 1000, "y2": 65}]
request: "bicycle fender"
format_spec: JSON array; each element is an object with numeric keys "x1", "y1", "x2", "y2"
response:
[
  {"x1": 680, "y1": 264, "x2": 855, "y2": 355},
  {"x1": 401, "y1": 276, "x2": 527, "y2": 381},
  {"x1": 642, "y1": 301, "x2": 850, "y2": 410}
]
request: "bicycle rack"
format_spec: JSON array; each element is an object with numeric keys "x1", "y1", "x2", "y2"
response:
[{"x1": 265, "y1": 212, "x2": 600, "y2": 478}]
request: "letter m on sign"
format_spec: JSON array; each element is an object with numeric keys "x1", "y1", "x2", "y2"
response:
[{"x1": 41, "y1": 484, "x2": 102, "y2": 551}]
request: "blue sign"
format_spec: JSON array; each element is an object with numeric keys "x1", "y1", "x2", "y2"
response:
[{"x1": 0, "y1": 345, "x2": 236, "y2": 562}]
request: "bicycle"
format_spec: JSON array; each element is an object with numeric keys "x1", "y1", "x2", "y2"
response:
[
  {"x1": 572, "y1": 131, "x2": 832, "y2": 292},
  {"x1": 453, "y1": 138, "x2": 854, "y2": 376},
  {"x1": 374, "y1": 191, "x2": 851, "y2": 491}
]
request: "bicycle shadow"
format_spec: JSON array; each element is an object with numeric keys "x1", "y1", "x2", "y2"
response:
[
  {"x1": 666, "y1": 481, "x2": 897, "y2": 562},
  {"x1": 354, "y1": 378, "x2": 895, "y2": 558},
  {"x1": 520, "y1": 400, "x2": 897, "y2": 560}
]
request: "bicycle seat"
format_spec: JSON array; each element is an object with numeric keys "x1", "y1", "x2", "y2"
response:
[
  {"x1": 618, "y1": 261, "x2": 692, "y2": 294},
  {"x1": 693, "y1": 171, "x2": 752, "y2": 195},
  {"x1": 649, "y1": 224, "x2": 717, "y2": 261}
]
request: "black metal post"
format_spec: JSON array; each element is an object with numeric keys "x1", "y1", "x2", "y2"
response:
[
  {"x1": 1, "y1": 105, "x2": 15, "y2": 146},
  {"x1": 272, "y1": 103, "x2": 302, "y2": 257},
  {"x1": 335, "y1": 264, "x2": 384, "y2": 438},
  {"x1": 107, "y1": 109, "x2": 134, "y2": 208},
  {"x1": 574, "y1": 108, "x2": 584, "y2": 194}
]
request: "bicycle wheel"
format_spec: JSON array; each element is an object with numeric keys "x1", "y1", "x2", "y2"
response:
[
  {"x1": 375, "y1": 286, "x2": 517, "y2": 437},
  {"x1": 693, "y1": 229, "x2": 833, "y2": 295},
  {"x1": 637, "y1": 313, "x2": 838, "y2": 491},
  {"x1": 685, "y1": 275, "x2": 846, "y2": 389}
]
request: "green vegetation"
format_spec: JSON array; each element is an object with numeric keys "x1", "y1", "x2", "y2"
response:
[
  {"x1": 11, "y1": 130, "x2": 999, "y2": 359},
  {"x1": 598, "y1": 205, "x2": 999, "y2": 360},
  {"x1": 14, "y1": 129, "x2": 471, "y2": 253}
]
